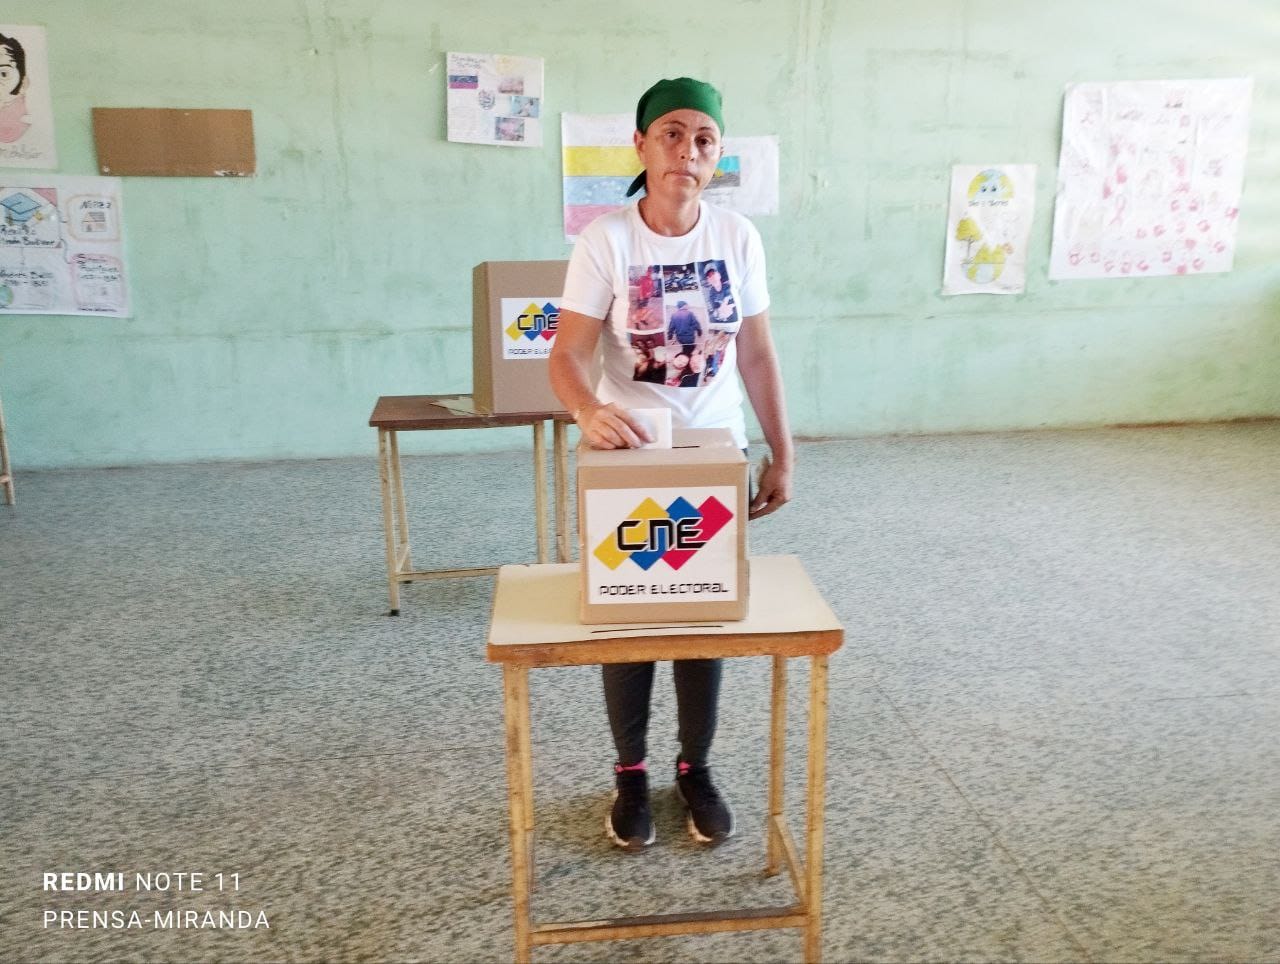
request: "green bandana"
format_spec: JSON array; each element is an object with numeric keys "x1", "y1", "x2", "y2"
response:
[{"x1": 626, "y1": 77, "x2": 724, "y2": 197}]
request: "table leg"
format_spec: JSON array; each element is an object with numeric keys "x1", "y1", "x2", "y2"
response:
[
  {"x1": 389, "y1": 429, "x2": 411, "y2": 572},
  {"x1": 377, "y1": 429, "x2": 400, "y2": 616},
  {"x1": 520, "y1": 674, "x2": 536, "y2": 889},
  {"x1": 503, "y1": 666, "x2": 534, "y2": 964},
  {"x1": 553, "y1": 419, "x2": 569, "y2": 563},
  {"x1": 0, "y1": 389, "x2": 13, "y2": 506},
  {"x1": 766, "y1": 654, "x2": 787, "y2": 875},
  {"x1": 804, "y1": 654, "x2": 830, "y2": 963},
  {"x1": 533, "y1": 421, "x2": 548, "y2": 564}
]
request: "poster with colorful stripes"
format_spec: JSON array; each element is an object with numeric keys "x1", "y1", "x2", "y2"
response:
[
  {"x1": 561, "y1": 114, "x2": 781, "y2": 242},
  {"x1": 561, "y1": 113, "x2": 639, "y2": 241}
]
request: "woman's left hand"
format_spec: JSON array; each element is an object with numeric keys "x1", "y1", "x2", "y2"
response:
[{"x1": 749, "y1": 455, "x2": 792, "y2": 520}]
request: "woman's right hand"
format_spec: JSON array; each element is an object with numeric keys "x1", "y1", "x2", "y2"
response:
[{"x1": 575, "y1": 401, "x2": 653, "y2": 449}]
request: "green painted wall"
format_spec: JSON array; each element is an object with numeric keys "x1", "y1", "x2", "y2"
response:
[{"x1": 1, "y1": 1, "x2": 1277, "y2": 468}]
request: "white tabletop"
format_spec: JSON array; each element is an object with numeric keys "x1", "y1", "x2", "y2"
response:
[{"x1": 487, "y1": 555, "x2": 843, "y2": 664}]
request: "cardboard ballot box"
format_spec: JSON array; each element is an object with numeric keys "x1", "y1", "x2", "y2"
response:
[
  {"x1": 472, "y1": 260, "x2": 568, "y2": 415},
  {"x1": 578, "y1": 429, "x2": 748, "y2": 624}
]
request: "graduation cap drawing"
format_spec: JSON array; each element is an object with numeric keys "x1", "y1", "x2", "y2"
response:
[{"x1": 2, "y1": 192, "x2": 43, "y2": 222}]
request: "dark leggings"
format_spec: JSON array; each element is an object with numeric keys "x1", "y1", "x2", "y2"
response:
[
  {"x1": 603, "y1": 448, "x2": 747, "y2": 767},
  {"x1": 603, "y1": 659, "x2": 722, "y2": 767}
]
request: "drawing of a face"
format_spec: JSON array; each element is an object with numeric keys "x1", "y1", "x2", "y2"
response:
[
  {"x1": 0, "y1": 43, "x2": 24, "y2": 104},
  {"x1": 967, "y1": 169, "x2": 1013, "y2": 203}
]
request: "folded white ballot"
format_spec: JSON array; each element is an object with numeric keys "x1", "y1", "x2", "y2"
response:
[{"x1": 629, "y1": 407, "x2": 673, "y2": 450}]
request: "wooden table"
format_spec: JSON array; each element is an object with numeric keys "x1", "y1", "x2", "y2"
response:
[
  {"x1": 369, "y1": 394, "x2": 573, "y2": 615},
  {"x1": 487, "y1": 555, "x2": 844, "y2": 962}
]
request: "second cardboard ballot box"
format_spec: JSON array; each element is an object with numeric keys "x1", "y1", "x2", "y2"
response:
[
  {"x1": 472, "y1": 260, "x2": 568, "y2": 415},
  {"x1": 578, "y1": 428, "x2": 748, "y2": 624}
]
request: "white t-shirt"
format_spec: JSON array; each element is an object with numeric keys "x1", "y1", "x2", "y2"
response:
[{"x1": 560, "y1": 201, "x2": 769, "y2": 448}]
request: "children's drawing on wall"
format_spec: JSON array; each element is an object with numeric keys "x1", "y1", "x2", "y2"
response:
[
  {"x1": 561, "y1": 113, "x2": 641, "y2": 241},
  {"x1": 561, "y1": 115, "x2": 780, "y2": 242},
  {"x1": 1049, "y1": 79, "x2": 1252, "y2": 280},
  {"x1": 943, "y1": 164, "x2": 1037, "y2": 295},
  {"x1": 0, "y1": 175, "x2": 129, "y2": 316},
  {"x1": 446, "y1": 52, "x2": 543, "y2": 148},
  {"x1": 703, "y1": 136, "x2": 780, "y2": 216},
  {"x1": 0, "y1": 25, "x2": 57, "y2": 169}
]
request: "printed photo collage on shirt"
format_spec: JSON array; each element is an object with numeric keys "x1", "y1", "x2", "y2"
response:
[{"x1": 626, "y1": 260, "x2": 739, "y2": 388}]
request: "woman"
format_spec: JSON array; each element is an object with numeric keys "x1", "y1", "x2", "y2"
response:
[{"x1": 550, "y1": 77, "x2": 794, "y2": 853}]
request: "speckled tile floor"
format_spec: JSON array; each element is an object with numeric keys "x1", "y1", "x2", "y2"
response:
[{"x1": 1, "y1": 423, "x2": 1277, "y2": 962}]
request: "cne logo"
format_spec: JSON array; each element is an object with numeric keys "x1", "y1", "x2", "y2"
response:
[
  {"x1": 505, "y1": 301, "x2": 560, "y2": 342},
  {"x1": 594, "y1": 495, "x2": 733, "y2": 572}
]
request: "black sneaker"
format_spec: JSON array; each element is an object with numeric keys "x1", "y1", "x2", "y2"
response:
[
  {"x1": 606, "y1": 764, "x2": 655, "y2": 853},
  {"x1": 673, "y1": 758, "x2": 735, "y2": 846}
]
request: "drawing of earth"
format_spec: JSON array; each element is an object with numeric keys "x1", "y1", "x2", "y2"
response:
[
  {"x1": 968, "y1": 169, "x2": 1014, "y2": 202},
  {"x1": 965, "y1": 245, "x2": 1006, "y2": 283}
]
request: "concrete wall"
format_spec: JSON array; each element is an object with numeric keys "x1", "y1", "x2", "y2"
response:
[{"x1": 1, "y1": 0, "x2": 1277, "y2": 468}]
